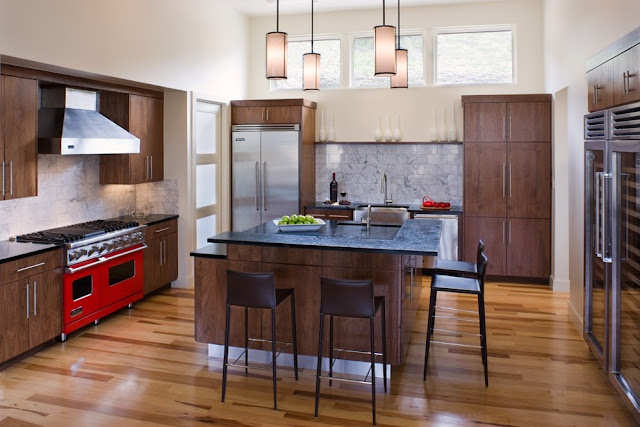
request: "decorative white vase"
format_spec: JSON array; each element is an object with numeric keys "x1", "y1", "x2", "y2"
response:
[
  {"x1": 448, "y1": 102, "x2": 458, "y2": 142},
  {"x1": 374, "y1": 115, "x2": 383, "y2": 142},
  {"x1": 319, "y1": 110, "x2": 327, "y2": 143},
  {"x1": 392, "y1": 113, "x2": 402, "y2": 142},
  {"x1": 439, "y1": 106, "x2": 447, "y2": 142},
  {"x1": 430, "y1": 107, "x2": 438, "y2": 142},
  {"x1": 384, "y1": 114, "x2": 393, "y2": 142},
  {"x1": 328, "y1": 112, "x2": 336, "y2": 142}
]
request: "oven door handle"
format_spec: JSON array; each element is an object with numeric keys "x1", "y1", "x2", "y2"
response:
[{"x1": 65, "y1": 245, "x2": 148, "y2": 274}]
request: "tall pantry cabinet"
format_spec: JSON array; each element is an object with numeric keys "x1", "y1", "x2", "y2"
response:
[{"x1": 462, "y1": 95, "x2": 552, "y2": 279}]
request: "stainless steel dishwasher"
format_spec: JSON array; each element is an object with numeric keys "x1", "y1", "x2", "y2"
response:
[{"x1": 414, "y1": 213, "x2": 458, "y2": 268}]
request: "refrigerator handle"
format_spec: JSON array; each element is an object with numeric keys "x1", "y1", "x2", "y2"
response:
[
  {"x1": 622, "y1": 173, "x2": 630, "y2": 261},
  {"x1": 602, "y1": 173, "x2": 612, "y2": 263},
  {"x1": 595, "y1": 172, "x2": 602, "y2": 259},
  {"x1": 262, "y1": 161, "x2": 267, "y2": 211},
  {"x1": 255, "y1": 161, "x2": 259, "y2": 211}
]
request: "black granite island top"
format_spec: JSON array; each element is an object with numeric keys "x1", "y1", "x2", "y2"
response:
[
  {"x1": 0, "y1": 241, "x2": 60, "y2": 265},
  {"x1": 208, "y1": 219, "x2": 442, "y2": 256}
]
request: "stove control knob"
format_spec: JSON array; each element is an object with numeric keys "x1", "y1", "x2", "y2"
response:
[{"x1": 89, "y1": 246, "x2": 100, "y2": 255}]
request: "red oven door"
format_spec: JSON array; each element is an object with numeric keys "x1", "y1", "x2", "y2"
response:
[
  {"x1": 64, "y1": 259, "x2": 104, "y2": 326},
  {"x1": 98, "y1": 244, "x2": 146, "y2": 308}
]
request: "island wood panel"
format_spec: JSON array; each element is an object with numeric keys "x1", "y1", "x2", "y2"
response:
[
  {"x1": 507, "y1": 142, "x2": 551, "y2": 219},
  {"x1": 463, "y1": 102, "x2": 506, "y2": 142},
  {"x1": 0, "y1": 280, "x2": 29, "y2": 362},
  {"x1": 507, "y1": 102, "x2": 552, "y2": 142},
  {"x1": 401, "y1": 255, "x2": 423, "y2": 357},
  {"x1": 320, "y1": 267, "x2": 403, "y2": 364},
  {"x1": 261, "y1": 247, "x2": 323, "y2": 266},
  {"x1": 27, "y1": 269, "x2": 62, "y2": 348},
  {"x1": 194, "y1": 257, "x2": 262, "y2": 347},
  {"x1": 260, "y1": 263, "x2": 322, "y2": 357},
  {"x1": 226, "y1": 244, "x2": 262, "y2": 262},
  {"x1": 3, "y1": 75, "x2": 38, "y2": 200},
  {"x1": 322, "y1": 251, "x2": 401, "y2": 271},
  {"x1": 464, "y1": 142, "x2": 507, "y2": 218}
]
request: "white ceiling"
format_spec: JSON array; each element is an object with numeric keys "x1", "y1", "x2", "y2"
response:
[{"x1": 232, "y1": 0, "x2": 506, "y2": 17}]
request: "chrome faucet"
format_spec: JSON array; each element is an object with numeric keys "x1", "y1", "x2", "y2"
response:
[{"x1": 381, "y1": 173, "x2": 393, "y2": 205}]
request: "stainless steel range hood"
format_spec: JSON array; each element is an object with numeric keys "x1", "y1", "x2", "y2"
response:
[{"x1": 38, "y1": 87, "x2": 140, "y2": 155}]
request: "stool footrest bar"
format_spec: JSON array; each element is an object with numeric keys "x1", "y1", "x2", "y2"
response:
[
  {"x1": 433, "y1": 315, "x2": 479, "y2": 323},
  {"x1": 432, "y1": 328, "x2": 481, "y2": 337},
  {"x1": 430, "y1": 340, "x2": 482, "y2": 349},
  {"x1": 435, "y1": 305, "x2": 479, "y2": 314}
]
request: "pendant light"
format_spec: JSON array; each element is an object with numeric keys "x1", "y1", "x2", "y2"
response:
[
  {"x1": 374, "y1": 0, "x2": 397, "y2": 77},
  {"x1": 390, "y1": 0, "x2": 408, "y2": 88},
  {"x1": 303, "y1": 0, "x2": 320, "y2": 91},
  {"x1": 266, "y1": 0, "x2": 287, "y2": 79}
]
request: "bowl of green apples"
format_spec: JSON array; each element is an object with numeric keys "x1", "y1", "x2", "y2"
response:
[{"x1": 273, "y1": 214, "x2": 325, "y2": 232}]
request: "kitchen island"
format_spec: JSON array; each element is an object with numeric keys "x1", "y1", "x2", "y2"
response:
[{"x1": 192, "y1": 219, "x2": 441, "y2": 366}]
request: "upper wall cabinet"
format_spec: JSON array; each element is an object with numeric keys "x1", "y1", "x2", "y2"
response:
[
  {"x1": 99, "y1": 91, "x2": 164, "y2": 184},
  {"x1": 587, "y1": 27, "x2": 640, "y2": 112},
  {"x1": 0, "y1": 75, "x2": 38, "y2": 200},
  {"x1": 232, "y1": 105, "x2": 300, "y2": 125}
]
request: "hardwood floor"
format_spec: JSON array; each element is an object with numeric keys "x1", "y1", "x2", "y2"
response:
[{"x1": 0, "y1": 281, "x2": 635, "y2": 426}]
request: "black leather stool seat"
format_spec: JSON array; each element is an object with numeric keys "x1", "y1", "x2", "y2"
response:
[
  {"x1": 222, "y1": 270, "x2": 298, "y2": 411},
  {"x1": 433, "y1": 240, "x2": 484, "y2": 278},
  {"x1": 315, "y1": 277, "x2": 387, "y2": 426},
  {"x1": 431, "y1": 274, "x2": 481, "y2": 294}
]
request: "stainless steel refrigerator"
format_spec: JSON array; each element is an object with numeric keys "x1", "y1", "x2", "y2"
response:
[
  {"x1": 585, "y1": 102, "x2": 640, "y2": 421},
  {"x1": 232, "y1": 124, "x2": 300, "y2": 231}
]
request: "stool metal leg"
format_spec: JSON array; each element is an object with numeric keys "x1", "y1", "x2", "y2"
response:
[
  {"x1": 478, "y1": 293, "x2": 488, "y2": 387},
  {"x1": 222, "y1": 304, "x2": 231, "y2": 403},
  {"x1": 329, "y1": 315, "x2": 334, "y2": 387},
  {"x1": 315, "y1": 313, "x2": 325, "y2": 418},
  {"x1": 423, "y1": 289, "x2": 438, "y2": 381},
  {"x1": 290, "y1": 291, "x2": 299, "y2": 381},
  {"x1": 381, "y1": 298, "x2": 387, "y2": 394},
  {"x1": 244, "y1": 307, "x2": 249, "y2": 375},
  {"x1": 271, "y1": 308, "x2": 277, "y2": 410},
  {"x1": 370, "y1": 317, "x2": 376, "y2": 426}
]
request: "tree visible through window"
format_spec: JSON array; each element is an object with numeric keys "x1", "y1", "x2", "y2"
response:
[
  {"x1": 352, "y1": 34, "x2": 425, "y2": 88},
  {"x1": 436, "y1": 29, "x2": 513, "y2": 85},
  {"x1": 273, "y1": 39, "x2": 341, "y2": 90}
]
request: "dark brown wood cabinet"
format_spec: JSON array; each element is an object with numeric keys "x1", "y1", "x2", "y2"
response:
[
  {"x1": 588, "y1": 61, "x2": 615, "y2": 112},
  {"x1": 613, "y1": 43, "x2": 640, "y2": 106},
  {"x1": 1, "y1": 75, "x2": 38, "y2": 200},
  {"x1": 99, "y1": 92, "x2": 164, "y2": 184},
  {"x1": 304, "y1": 207, "x2": 353, "y2": 220},
  {"x1": 232, "y1": 105, "x2": 301, "y2": 125},
  {"x1": 462, "y1": 95, "x2": 552, "y2": 279},
  {"x1": 0, "y1": 249, "x2": 63, "y2": 364},
  {"x1": 144, "y1": 219, "x2": 178, "y2": 295}
]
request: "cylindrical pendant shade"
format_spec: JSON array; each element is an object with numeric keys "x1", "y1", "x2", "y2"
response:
[
  {"x1": 391, "y1": 49, "x2": 408, "y2": 88},
  {"x1": 266, "y1": 31, "x2": 287, "y2": 79},
  {"x1": 374, "y1": 25, "x2": 397, "y2": 76},
  {"x1": 303, "y1": 52, "x2": 321, "y2": 91}
]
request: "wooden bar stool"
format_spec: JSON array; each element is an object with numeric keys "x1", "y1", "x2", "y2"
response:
[
  {"x1": 314, "y1": 277, "x2": 387, "y2": 426},
  {"x1": 424, "y1": 252, "x2": 489, "y2": 386},
  {"x1": 433, "y1": 240, "x2": 484, "y2": 277},
  {"x1": 222, "y1": 270, "x2": 298, "y2": 410}
]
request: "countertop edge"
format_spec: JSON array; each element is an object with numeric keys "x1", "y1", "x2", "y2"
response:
[
  {"x1": 190, "y1": 243, "x2": 228, "y2": 259},
  {"x1": 0, "y1": 243, "x2": 62, "y2": 265},
  {"x1": 144, "y1": 214, "x2": 179, "y2": 226}
]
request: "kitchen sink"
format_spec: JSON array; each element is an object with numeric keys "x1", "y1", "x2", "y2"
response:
[{"x1": 353, "y1": 205, "x2": 410, "y2": 225}]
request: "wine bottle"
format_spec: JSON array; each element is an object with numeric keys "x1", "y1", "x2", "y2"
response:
[{"x1": 330, "y1": 173, "x2": 338, "y2": 203}]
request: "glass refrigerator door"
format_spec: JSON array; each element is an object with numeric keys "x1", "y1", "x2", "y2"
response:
[
  {"x1": 612, "y1": 147, "x2": 640, "y2": 415},
  {"x1": 585, "y1": 146, "x2": 610, "y2": 367}
]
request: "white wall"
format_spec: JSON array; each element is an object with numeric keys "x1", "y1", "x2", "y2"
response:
[
  {"x1": 543, "y1": 0, "x2": 640, "y2": 330},
  {"x1": 0, "y1": 0, "x2": 250, "y2": 288},
  {"x1": 248, "y1": 0, "x2": 545, "y2": 142}
]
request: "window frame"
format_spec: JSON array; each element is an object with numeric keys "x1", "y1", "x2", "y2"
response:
[
  {"x1": 269, "y1": 33, "x2": 344, "y2": 92},
  {"x1": 433, "y1": 24, "x2": 516, "y2": 87},
  {"x1": 349, "y1": 29, "x2": 427, "y2": 89}
]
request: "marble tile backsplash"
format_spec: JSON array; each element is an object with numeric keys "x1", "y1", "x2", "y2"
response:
[
  {"x1": 0, "y1": 155, "x2": 179, "y2": 241},
  {"x1": 315, "y1": 144, "x2": 463, "y2": 206}
]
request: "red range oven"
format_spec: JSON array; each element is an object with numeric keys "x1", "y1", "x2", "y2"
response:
[{"x1": 64, "y1": 243, "x2": 146, "y2": 335}]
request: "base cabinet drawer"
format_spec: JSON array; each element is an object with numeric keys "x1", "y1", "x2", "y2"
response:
[{"x1": 304, "y1": 207, "x2": 353, "y2": 220}]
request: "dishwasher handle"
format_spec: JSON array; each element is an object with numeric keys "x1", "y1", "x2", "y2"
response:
[{"x1": 414, "y1": 214, "x2": 458, "y2": 220}]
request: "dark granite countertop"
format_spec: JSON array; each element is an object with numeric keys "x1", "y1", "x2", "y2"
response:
[
  {"x1": 0, "y1": 241, "x2": 60, "y2": 265},
  {"x1": 108, "y1": 213, "x2": 179, "y2": 226},
  {"x1": 191, "y1": 243, "x2": 227, "y2": 259},
  {"x1": 306, "y1": 202, "x2": 463, "y2": 215},
  {"x1": 208, "y1": 219, "x2": 441, "y2": 256}
]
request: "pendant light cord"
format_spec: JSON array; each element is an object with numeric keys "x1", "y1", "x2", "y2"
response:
[
  {"x1": 277, "y1": 0, "x2": 279, "y2": 32},
  {"x1": 397, "y1": 0, "x2": 400, "y2": 49},
  {"x1": 383, "y1": 0, "x2": 386, "y2": 25},
  {"x1": 311, "y1": 0, "x2": 314, "y2": 53}
]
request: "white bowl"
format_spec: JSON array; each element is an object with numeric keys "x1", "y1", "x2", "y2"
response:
[{"x1": 273, "y1": 218, "x2": 325, "y2": 232}]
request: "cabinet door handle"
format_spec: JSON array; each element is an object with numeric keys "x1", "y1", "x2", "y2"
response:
[
  {"x1": 1, "y1": 161, "x2": 5, "y2": 197},
  {"x1": 17, "y1": 261, "x2": 45, "y2": 273},
  {"x1": 154, "y1": 227, "x2": 170, "y2": 234},
  {"x1": 262, "y1": 108, "x2": 265, "y2": 122},
  {"x1": 33, "y1": 281, "x2": 37, "y2": 316},
  {"x1": 509, "y1": 163, "x2": 512, "y2": 198},
  {"x1": 26, "y1": 283, "x2": 30, "y2": 319},
  {"x1": 502, "y1": 221, "x2": 506, "y2": 244},
  {"x1": 255, "y1": 161, "x2": 260, "y2": 210},
  {"x1": 159, "y1": 240, "x2": 163, "y2": 265},
  {"x1": 262, "y1": 161, "x2": 267, "y2": 211},
  {"x1": 9, "y1": 161, "x2": 13, "y2": 196},
  {"x1": 502, "y1": 116, "x2": 506, "y2": 140},
  {"x1": 145, "y1": 156, "x2": 149, "y2": 180},
  {"x1": 624, "y1": 71, "x2": 629, "y2": 95},
  {"x1": 508, "y1": 221, "x2": 512, "y2": 244},
  {"x1": 266, "y1": 108, "x2": 270, "y2": 122},
  {"x1": 594, "y1": 84, "x2": 600, "y2": 104},
  {"x1": 508, "y1": 116, "x2": 512, "y2": 140},
  {"x1": 150, "y1": 156, "x2": 153, "y2": 180},
  {"x1": 502, "y1": 163, "x2": 506, "y2": 197}
]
